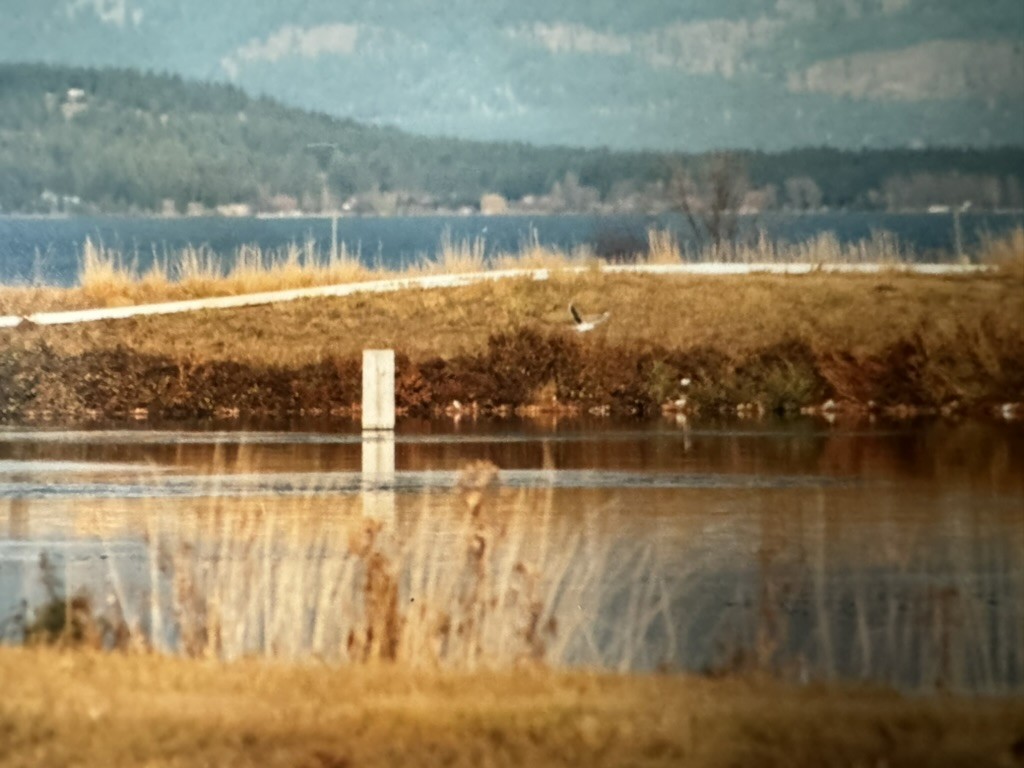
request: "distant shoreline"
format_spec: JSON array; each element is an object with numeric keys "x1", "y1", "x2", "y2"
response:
[{"x1": 4, "y1": 207, "x2": 1024, "y2": 221}]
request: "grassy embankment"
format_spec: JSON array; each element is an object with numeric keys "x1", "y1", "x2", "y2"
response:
[{"x1": 0, "y1": 229, "x2": 1021, "y2": 421}]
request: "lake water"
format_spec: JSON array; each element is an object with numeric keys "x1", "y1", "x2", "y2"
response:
[
  {"x1": 1, "y1": 418, "x2": 1021, "y2": 691},
  {"x1": 1, "y1": 211, "x2": 1022, "y2": 285}
]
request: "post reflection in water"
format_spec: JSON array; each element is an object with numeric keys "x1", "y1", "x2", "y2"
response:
[
  {"x1": 8, "y1": 494, "x2": 29, "y2": 539},
  {"x1": 361, "y1": 432, "x2": 396, "y2": 521},
  {"x1": 0, "y1": 418, "x2": 1020, "y2": 690}
]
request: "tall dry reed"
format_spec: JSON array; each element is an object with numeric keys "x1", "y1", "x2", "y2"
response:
[
  {"x1": 131, "y1": 462, "x2": 677, "y2": 670},
  {"x1": 979, "y1": 226, "x2": 1024, "y2": 279},
  {"x1": 8, "y1": 455, "x2": 1020, "y2": 692},
  {"x1": 63, "y1": 226, "x2": 977, "y2": 310}
]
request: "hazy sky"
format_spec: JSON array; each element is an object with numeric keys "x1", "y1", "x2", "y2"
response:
[{"x1": 2, "y1": 0, "x2": 1022, "y2": 150}]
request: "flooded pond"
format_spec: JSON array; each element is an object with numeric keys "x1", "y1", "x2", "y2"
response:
[{"x1": 1, "y1": 417, "x2": 1021, "y2": 692}]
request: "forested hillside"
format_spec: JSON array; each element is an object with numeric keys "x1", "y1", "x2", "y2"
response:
[{"x1": 1, "y1": 63, "x2": 1021, "y2": 215}]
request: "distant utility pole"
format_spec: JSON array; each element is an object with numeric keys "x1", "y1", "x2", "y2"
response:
[
  {"x1": 953, "y1": 200, "x2": 972, "y2": 264},
  {"x1": 305, "y1": 142, "x2": 340, "y2": 261}
]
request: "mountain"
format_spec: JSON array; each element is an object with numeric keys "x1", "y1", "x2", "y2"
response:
[
  {"x1": 1, "y1": 63, "x2": 1021, "y2": 215},
  {"x1": 0, "y1": 0, "x2": 1021, "y2": 152}
]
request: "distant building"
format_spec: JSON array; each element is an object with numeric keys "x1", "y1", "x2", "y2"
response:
[
  {"x1": 262, "y1": 193, "x2": 300, "y2": 215},
  {"x1": 61, "y1": 88, "x2": 89, "y2": 119},
  {"x1": 480, "y1": 193, "x2": 508, "y2": 215},
  {"x1": 216, "y1": 203, "x2": 252, "y2": 217},
  {"x1": 39, "y1": 189, "x2": 82, "y2": 212}
]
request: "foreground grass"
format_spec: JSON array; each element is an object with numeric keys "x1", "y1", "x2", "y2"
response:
[{"x1": 0, "y1": 647, "x2": 1021, "y2": 768}]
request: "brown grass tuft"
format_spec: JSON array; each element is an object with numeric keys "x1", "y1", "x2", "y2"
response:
[{"x1": 979, "y1": 226, "x2": 1024, "y2": 279}]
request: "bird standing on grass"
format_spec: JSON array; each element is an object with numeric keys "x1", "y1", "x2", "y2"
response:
[{"x1": 569, "y1": 303, "x2": 610, "y2": 333}]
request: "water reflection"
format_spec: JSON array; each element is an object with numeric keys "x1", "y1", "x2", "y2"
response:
[
  {"x1": 0, "y1": 418, "x2": 1021, "y2": 691},
  {"x1": 1, "y1": 418, "x2": 1020, "y2": 490}
]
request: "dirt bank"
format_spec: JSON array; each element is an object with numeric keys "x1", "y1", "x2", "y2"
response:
[{"x1": 0, "y1": 324, "x2": 1021, "y2": 423}]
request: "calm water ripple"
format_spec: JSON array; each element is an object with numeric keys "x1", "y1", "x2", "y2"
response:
[{"x1": 0, "y1": 468, "x2": 856, "y2": 499}]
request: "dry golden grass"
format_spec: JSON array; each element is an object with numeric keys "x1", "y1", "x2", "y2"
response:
[
  {"x1": 427, "y1": 228, "x2": 488, "y2": 273},
  {"x1": 646, "y1": 227, "x2": 682, "y2": 263},
  {"x1": 6, "y1": 269, "x2": 1018, "y2": 371},
  {"x1": 65, "y1": 238, "x2": 376, "y2": 310},
  {"x1": 717, "y1": 230, "x2": 906, "y2": 264},
  {"x1": 495, "y1": 227, "x2": 600, "y2": 270},
  {"x1": 980, "y1": 226, "x2": 1024, "y2": 280},
  {"x1": 0, "y1": 646, "x2": 1020, "y2": 768},
  {"x1": 5, "y1": 227, "x2": 1018, "y2": 317}
]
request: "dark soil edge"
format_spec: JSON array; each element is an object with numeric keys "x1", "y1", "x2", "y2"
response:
[{"x1": 1, "y1": 327, "x2": 1022, "y2": 424}]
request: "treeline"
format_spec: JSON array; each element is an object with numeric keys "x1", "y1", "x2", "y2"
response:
[{"x1": 1, "y1": 62, "x2": 1022, "y2": 215}]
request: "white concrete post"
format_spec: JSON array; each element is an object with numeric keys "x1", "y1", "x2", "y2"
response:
[
  {"x1": 362, "y1": 349, "x2": 396, "y2": 520},
  {"x1": 362, "y1": 349, "x2": 395, "y2": 431}
]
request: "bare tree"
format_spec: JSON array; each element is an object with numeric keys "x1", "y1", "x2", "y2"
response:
[
  {"x1": 669, "y1": 152, "x2": 749, "y2": 251},
  {"x1": 784, "y1": 176, "x2": 823, "y2": 211}
]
